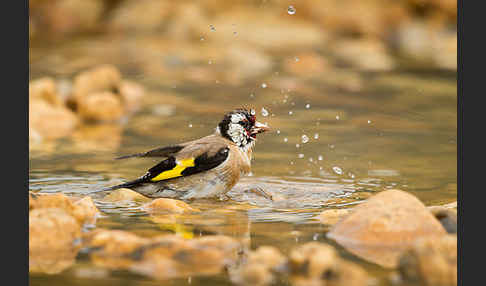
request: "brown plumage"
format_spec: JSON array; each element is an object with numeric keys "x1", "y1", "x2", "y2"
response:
[{"x1": 95, "y1": 108, "x2": 269, "y2": 199}]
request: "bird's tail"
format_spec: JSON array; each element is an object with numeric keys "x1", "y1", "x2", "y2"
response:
[{"x1": 88, "y1": 178, "x2": 146, "y2": 195}]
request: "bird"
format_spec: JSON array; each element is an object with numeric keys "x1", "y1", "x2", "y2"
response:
[{"x1": 93, "y1": 108, "x2": 270, "y2": 200}]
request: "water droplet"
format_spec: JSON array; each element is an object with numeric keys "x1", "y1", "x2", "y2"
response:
[
  {"x1": 329, "y1": 144, "x2": 335, "y2": 149},
  {"x1": 250, "y1": 93, "x2": 255, "y2": 98},
  {"x1": 298, "y1": 154, "x2": 304, "y2": 159},
  {"x1": 336, "y1": 115, "x2": 340, "y2": 120},
  {"x1": 289, "y1": 111, "x2": 293, "y2": 115},
  {"x1": 290, "y1": 161, "x2": 294, "y2": 165},
  {"x1": 188, "y1": 123, "x2": 193, "y2": 128},
  {"x1": 367, "y1": 120, "x2": 372, "y2": 124},
  {"x1": 261, "y1": 107, "x2": 269, "y2": 117},
  {"x1": 305, "y1": 103, "x2": 310, "y2": 109},
  {"x1": 349, "y1": 173, "x2": 355, "y2": 179},
  {"x1": 276, "y1": 130, "x2": 281, "y2": 134},
  {"x1": 261, "y1": 83, "x2": 267, "y2": 88},
  {"x1": 301, "y1": 135, "x2": 309, "y2": 143},
  {"x1": 209, "y1": 24, "x2": 216, "y2": 32},
  {"x1": 318, "y1": 155, "x2": 323, "y2": 161},
  {"x1": 295, "y1": 57, "x2": 300, "y2": 62},
  {"x1": 284, "y1": 137, "x2": 288, "y2": 142},
  {"x1": 287, "y1": 5, "x2": 296, "y2": 15},
  {"x1": 333, "y1": 166, "x2": 343, "y2": 175},
  {"x1": 200, "y1": 36, "x2": 205, "y2": 41},
  {"x1": 296, "y1": 144, "x2": 300, "y2": 148},
  {"x1": 314, "y1": 133, "x2": 319, "y2": 139},
  {"x1": 309, "y1": 157, "x2": 313, "y2": 162}
]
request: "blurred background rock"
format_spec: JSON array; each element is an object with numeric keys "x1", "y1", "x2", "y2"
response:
[{"x1": 30, "y1": 0, "x2": 457, "y2": 74}]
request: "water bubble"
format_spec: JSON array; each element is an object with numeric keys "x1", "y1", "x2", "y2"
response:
[
  {"x1": 296, "y1": 144, "x2": 300, "y2": 148},
  {"x1": 261, "y1": 83, "x2": 267, "y2": 88},
  {"x1": 348, "y1": 172, "x2": 355, "y2": 179},
  {"x1": 276, "y1": 130, "x2": 281, "y2": 134},
  {"x1": 188, "y1": 123, "x2": 193, "y2": 128},
  {"x1": 200, "y1": 37, "x2": 205, "y2": 41},
  {"x1": 301, "y1": 135, "x2": 309, "y2": 143},
  {"x1": 250, "y1": 93, "x2": 255, "y2": 98},
  {"x1": 318, "y1": 155, "x2": 323, "y2": 161},
  {"x1": 314, "y1": 133, "x2": 319, "y2": 139},
  {"x1": 287, "y1": 5, "x2": 296, "y2": 15},
  {"x1": 298, "y1": 154, "x2": 304, "y2": 158},
  {"x1": 329, "y1": 144, "x2": 335, "y2": 149},
  {"x1": 290, "y1": 161, "x2": 294, "y2": 165},
  {"x1": 309, "y1": 157, "x2": 313, "y2": 162},
  {"x1": 367, "y1": 120, "x2": 372, "y2": 124},
  {"x1": 209, "y1": 24, "x2": 216, "y2": 32},
  {"x1": 289, "y1": 111, "x2": 293, "y2": 115},
  {"x1": 284, "y1": 137, "x2": 288, "y2": 142},
  {"x1": 332, "y1": 166, "x2": 343, "y2": 175},
  {"x1": 295, "y1": 57, "x2": 300, "y2": 62},
  {"x1": 336, "y1": 115, "x2": 340, "y2": 120},
  {"x1": 305, "y1": 103, "x2": 310, "y2": 109}
]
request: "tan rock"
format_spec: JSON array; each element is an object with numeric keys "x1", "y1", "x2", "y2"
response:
[
  {"x1": 142, "y1": 198, "x2": 200, "y2": 214},
  {"x1": 85, "y1": 229, "x2": 241, "y2": 279},
  {"x1": 72, "y1": 65, "x2": 122, "y2": 103},
  {"x1": 102, "y1": 188, "x2": 152, "y2": 203},
  {"x1": 283, "y1": 52, "x2": 330, "y2": 76},
  {"x1": 84, "y1": 229, "x2": 151, "y2": 269},
  {"x1": 119, "y1": 80, "x2": 145, "y2": 113},
  {"x1": 398, "y1": 235, "x2": 457, "y2": 286},
  {"x1": 331, "y1": 39, "x2": 395, "y2": 71},
  {"x1": 29, "y1": 208, "x2": 82, "y2": 274},
  {"x1": 318, "y1": 209, "x2": 351, "y2": 225},
  {"x1": 29, "y1": 192, "x2": 74, "y2": 213},
  {"x1": 29, "y1": 192, "x2": 99, "y2": 226},
  {"x1": 29, "y1": 77, "x2": 63, "y2": 107},
  {"x1": 233, "y1": 246, "x2": 287, "y2": 285},
  {"x1": 428, "y1": 206, "x2": 457, "y2": 234},
  {"x1": 71, "y1": 196, "x2": 99, "y2": 225},
  {"x1": 77, "y1": 91, "x2": 125, "y2": 122},
  {"x1": 289, "y1": 242, "x2": 369, "y2": 286},
  {"x1": 327, "y1": 189, "x2": 447, "y2": 268},
  {"x1": 108, "y1": 0, "x2": 173, "y2": 32},
  {"x1": 29, "y1": 98, "x2": 78, "y2": 139},
  {"x1": 289, "y1": 242, "x2": 339, "y2": 278}
]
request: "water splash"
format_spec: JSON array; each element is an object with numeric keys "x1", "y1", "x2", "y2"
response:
[
  {"x1": 287, "y1": 5, "x2": 296, "y2": 15},
  {"x1": 301, "y1": 135, "x2": 309, "y2": 143},
  {"x1": 333, "y1": 167, "x2": 343, "y2": 175},
  {"x1": 261, "y1": 107, "x2": 269, "y2": 117}
]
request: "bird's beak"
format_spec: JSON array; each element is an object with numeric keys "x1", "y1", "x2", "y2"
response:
[{"x1": 252, "y1": 121, "x2": 271, "y2": 135}]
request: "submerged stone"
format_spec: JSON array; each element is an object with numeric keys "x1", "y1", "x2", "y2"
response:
[
  {"x1": 289, "y1": 242, "x2": 369, "y2": 286},
  {"x1": 29, "y1": 208, "x2": 82, "y2": 274},
  {"x1": 142, "y1": 198, "x2": 200, "y2": 214},
  {"x1": 398, "y1": 235, "x2": 457, "y2": 286}
]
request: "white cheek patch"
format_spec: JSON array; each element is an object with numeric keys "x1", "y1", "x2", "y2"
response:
[
  {"x1": 228, "y1": 123, "x2": 247, "y2": 146},
  {"x1": 231, "y1": 113, "x2": 246, "y2": 123}
]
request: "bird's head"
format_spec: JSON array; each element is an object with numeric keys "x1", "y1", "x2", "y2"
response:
[{"x1": 217, "y1": 108, "x2": 270, "y2": 149}]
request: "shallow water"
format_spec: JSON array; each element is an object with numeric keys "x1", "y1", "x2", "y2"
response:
[{"x1": 29, "y1": 35, "x2": 456, "y2": 285}]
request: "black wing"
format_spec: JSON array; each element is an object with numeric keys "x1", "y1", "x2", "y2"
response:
[
  {"x1": 143, "y1": 146, "x2": 230, "y2": 182},
  {"x1": 115, "y1": 145, "x2": 185, "y2": 160}
]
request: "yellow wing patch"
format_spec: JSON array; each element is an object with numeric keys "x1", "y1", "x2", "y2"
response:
[{"x1": 150, "y1": 158, "x2": 195, "y2": 181}]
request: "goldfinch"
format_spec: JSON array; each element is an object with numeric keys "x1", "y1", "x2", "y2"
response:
[{"x1": 96, "y1": 108, "x2": 270, "y2": 199}]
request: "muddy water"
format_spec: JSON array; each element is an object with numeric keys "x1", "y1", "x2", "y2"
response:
[{"x1": 29, "y1": 37, "x2": 456, "y2": 285}]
